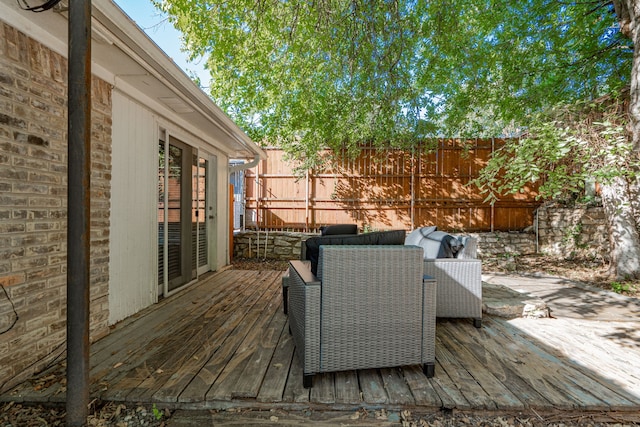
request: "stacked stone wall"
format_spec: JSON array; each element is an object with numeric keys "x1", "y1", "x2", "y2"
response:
[
  {"x1": 233, "y1": 206, "x2": 609, "y2": 262},
  {"x1": 536, "y1": 205, "x2": 608, "y2": 260},
  {"x1": 0, "y1": 23, "x2": 111, "y2": 393},
  {"x1": 472, "y1": 232, "x2": 537, "y2": 257},
  {"x1": 233, "y1": 231, "x2": 316, "y2": 260}
]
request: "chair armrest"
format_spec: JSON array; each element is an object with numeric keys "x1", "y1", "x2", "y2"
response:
[
  {"x1": 424, "y1": 258, "x2": 482, "y2": 320},
  {"x1": 289, "y1": 260, "x2": 320, "y2": 285},
  {"x1": 288, "y1": 260, "x2": 321, "y2": 374}
]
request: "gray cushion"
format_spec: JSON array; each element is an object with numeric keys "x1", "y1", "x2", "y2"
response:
[
  {"x1": 405, "y1": 226, "x2": 437, "y2": 247},
  {"x1": 405, "y1": 227, "x2": 464, "y2": 259}
]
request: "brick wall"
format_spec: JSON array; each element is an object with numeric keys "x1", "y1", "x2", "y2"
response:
[{"x1": 0, "y1": 22, "x2": 111, "y2": 392}]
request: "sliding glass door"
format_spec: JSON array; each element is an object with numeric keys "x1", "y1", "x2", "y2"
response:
[{"x1": 159, "y1": 135, "x2": 216, "y2": 295}]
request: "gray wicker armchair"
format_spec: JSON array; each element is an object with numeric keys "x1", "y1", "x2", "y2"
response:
[
  {"x1": 407, "y1": 229, "x2": 482, "y2": 328},
  {"x1": 288, "y1": 245, "x2": 436, "y2": 388}
]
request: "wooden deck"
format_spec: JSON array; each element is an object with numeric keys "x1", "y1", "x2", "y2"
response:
[{"x1": 2, "y1": 269, "x2": 640, "y2": 416}]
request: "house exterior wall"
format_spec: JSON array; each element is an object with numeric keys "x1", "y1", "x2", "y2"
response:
[
  {"x1": 109, "y1": 91, "x2": 158, "y2": 324},
  {"x1": 0, "y1": 22, "x2": 111, "y2": 393}
]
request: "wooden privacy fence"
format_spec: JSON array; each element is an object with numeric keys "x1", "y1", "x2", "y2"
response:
[{"x1": 243, "y1": 139, "x2": 540, "y2": 232}]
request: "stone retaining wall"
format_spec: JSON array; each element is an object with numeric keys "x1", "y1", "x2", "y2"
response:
[
  {"x1": 233, "y1": 205, "x2": 609, "y2": 261},
  {"x1": 536, "y1": 205, "x2": 608, "y2": 260}
]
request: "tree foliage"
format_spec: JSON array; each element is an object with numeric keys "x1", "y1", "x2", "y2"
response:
[
  {"x1": 473, "y1": 93, "x2": 640, "y2": 204},
  {"x1": 154, "y1": 0, "x2": 630, "y2": 168}
]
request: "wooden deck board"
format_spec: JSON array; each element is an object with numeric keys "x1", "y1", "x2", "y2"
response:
[
  {"x1": 436, "y1": 322, "x2": 524, "y2": 410},
  {"x1": 283, "y1": 348, "x2": 310, "y2": 403},
  {"x1": 435, "y1": 334, "x2": 496, "y2": 410},
  {"x1": 94, "y1": 271, "x2": 250, "y2": 400},
  {"x1": 334, "y1": 370, "x2": 361, "y2": 405},
  {"x1": 3, "y1": 268, "x2": 640, "y2": 417},
  {"x1": 103, "y1": 271, "x2": 264, "y2": 403},
  {"x1": 445, "y1": 319, "x2": 549, "y2": 409},
  {"x1": 380, "y1": 367, "x2": 415, "y2": 405},
  {"x1": 175, "y1": 272, "x2": 282, "y2": 403},
  {"x1": 233, "y1": 299, "x2": 288, "y2": 399},
  {"x1": 491, "y1": 317, "x2": 615, "y2": 411},
  {"x1": 507, "y1": 317, "x2": 640, "y2": 408},
  {"x1": 205, "y1": 282, "x2": 282, "y2": 401},
  {"x1": 255, "y1": 326, "x2": 295, "y2": 403}
]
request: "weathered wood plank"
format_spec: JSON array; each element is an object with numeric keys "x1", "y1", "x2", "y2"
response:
[
  {"x1": 283, "y1": 348, "x2": 310, "y2": 403},
  {"x1": 515, "y1": 317, "x2": 640, "y2": 384},
  {"x1": 491, "y1": 317, "x2": 611, "y2": 410},
  {"x1": 438, "y1": 322, "x2": 525, "y2": 410},
  {"x1": 509, "y1": 318, "x2": 640, "y2": 408},
  {"x1": 481, "y1": 317, "x2": 595, "y2": 410},
  {"x1": 256, "y1": 325, "x2": 295, "y2": 403},
  {"x1": 141, "y1": 278, "x2": 274, "y2": 402},
  {"x1": 446, "y1": 319, "x2": 548, "y2": 409},
  {"x1": 310, "y1": 373, "x2": 336, "y2": 404},
  {"x1": 358, "y1": 369, "x2": 388, "y2": 405},
  {"x1": 380, "y1": 367, "x2": 414, "y2": 405},
  {"x1": 435, "y1": 333, "x2": 496, "y2": 410},
  {"x1": 93, "y1": 271, "x2": 250, "y2": 398},
  {"x1": 422, "y1": 359, "x2": 469, "y2": 410},
  {"x1": 5, "y1": 269, "x2": 640, "y2": 416},
  {"x1": 232, "y1": 300, "x2": 288, "y2": 398},
  {"x1": 103, "y1": 271, "x2": 269, "y2": 402},
  {"x1": 205, "y1": 285, "x2": 282, "y2": 401},
  {"x1": 401, "y1": 365, "x2": 441, "y2": 408},
  {"x1": 334, "y1": 370, "x2": 361, "y2": 405},
  {"x1": 171, "y1": 273, "x2": 281, "y2": 403}
]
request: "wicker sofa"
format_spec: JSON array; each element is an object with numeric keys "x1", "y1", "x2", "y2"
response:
[
  {"x1": 288, "y1": 245, "x2": 436, "y2": 388},
  {"x1": 406, "y1": 228, "x2": 482, "y2": 328}
]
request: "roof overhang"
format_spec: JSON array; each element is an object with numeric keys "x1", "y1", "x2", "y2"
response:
[{"x1": 0, "y1": 0, "x2": 266, "y2": 161}]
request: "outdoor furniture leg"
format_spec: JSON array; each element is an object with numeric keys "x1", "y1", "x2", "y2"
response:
[
  {"x1": 423, "y1": 363, "x2": 435, "y2": 378},
  {"x1": 473, "y1": 318, "x2": 482, "y2": 328},
  {"x1": 303, "y1": 374, "x2": 313, "y2": 388},
  {"x1": 282, "y1": 274, "x2": 289, "y2": 314}
]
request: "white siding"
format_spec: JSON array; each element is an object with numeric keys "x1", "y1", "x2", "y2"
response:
[{"x1": 109, "y1": 91, "x2": 158, "y2": 325}]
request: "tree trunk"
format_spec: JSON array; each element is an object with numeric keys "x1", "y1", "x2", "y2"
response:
[
  {"x1": 600, "y1": 176, "x2": 640, "y2": 280},
  {"x1": 608, "y1": 0, "x2": 640, "y2": 279}
]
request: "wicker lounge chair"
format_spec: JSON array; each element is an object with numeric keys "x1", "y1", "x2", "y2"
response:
[
  {"x1": 424, "y1": 257, "x2": 482, "y2": 327},
  {"x1": 288, "y1": 245, "x2": 436, "y2": 388},
  {"x1": 407, "y1": 228, "x2": 482, "y2": 328}
]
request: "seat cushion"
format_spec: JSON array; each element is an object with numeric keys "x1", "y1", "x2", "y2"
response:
[{"x1": 305, "y1": 230, "x2": 406, "y2": 275}]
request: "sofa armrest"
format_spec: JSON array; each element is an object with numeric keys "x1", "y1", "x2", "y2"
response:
[{"x1": 424, "y1": 258, "x2": 482, "y2": 321}]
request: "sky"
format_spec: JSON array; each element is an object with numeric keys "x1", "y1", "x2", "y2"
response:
[{"x1": 112, "y1": 0, "x2": 210, "y2": 86}]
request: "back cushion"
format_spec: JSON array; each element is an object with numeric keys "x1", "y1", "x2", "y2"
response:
[
  {"x1": 405, "y1": 227, "x2": 464, "y2": 259},
  {"x1": 305, "y1": 230, "x2": 406, "y2": 275},
  {"x1": 320, "y1": 224, "x2": 358, "y2": 236}
]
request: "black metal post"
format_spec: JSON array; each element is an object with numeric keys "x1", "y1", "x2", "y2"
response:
[{"x1": 66, "y1": 0, "x2": 91, "y2": 425}]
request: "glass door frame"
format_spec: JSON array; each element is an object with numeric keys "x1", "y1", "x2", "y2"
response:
[
  {"x1": 195, "y1": 151, "x2": 217, "y2": 275},
  {"x1": 158, "y1": 132, "x2": 217, "y2": 298}
]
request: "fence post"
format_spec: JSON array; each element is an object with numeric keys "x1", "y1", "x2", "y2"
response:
[
  {"x1": 410, "y1": 148, "x2": 416, "y2": 231},
  {"x1": 491, "y1": 137, "x2": 495, "y2": 232}
]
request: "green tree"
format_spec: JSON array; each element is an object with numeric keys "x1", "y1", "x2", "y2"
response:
[{"x1": 154, "y1": 0, "x2": 640, "y2": 278}]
